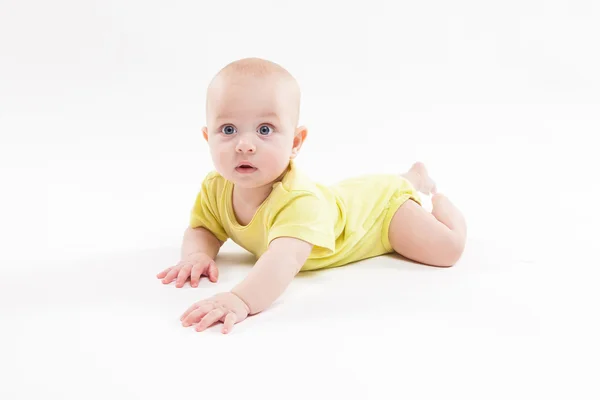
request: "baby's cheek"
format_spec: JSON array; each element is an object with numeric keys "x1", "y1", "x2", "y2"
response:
[
  {"x1": 208, "y1": 149, "x2": 227, "y2": 173},
  {"x1": 214, "y1": 146, "x2": 229, "y2": 163},
  {"x1": 270, "y1": 152, "x2": 293, "y2": 174}
]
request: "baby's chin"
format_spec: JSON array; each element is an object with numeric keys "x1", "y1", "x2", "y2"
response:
[{"x1": 221, "y1": 170, "x2": 275, "y2": 189}]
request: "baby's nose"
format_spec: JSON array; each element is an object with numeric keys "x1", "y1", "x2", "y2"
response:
[{"x1": 235, "y1": 137, "x2": 256, "y2": 153}]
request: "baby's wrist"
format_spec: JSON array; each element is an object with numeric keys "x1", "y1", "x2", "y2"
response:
[
  {"x1": 183, "y1": 250, "x2": 208, "y2": 259},
  {"x1": 230, "y1": 290, "x2": 252, "y2": 314}
]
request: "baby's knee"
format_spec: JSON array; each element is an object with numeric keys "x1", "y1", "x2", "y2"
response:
[{"x1": 437, "y1": 236, "x2": 465, "y2": 267}]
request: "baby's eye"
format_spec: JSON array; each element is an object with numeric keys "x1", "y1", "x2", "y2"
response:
[
  {"x1": 258, "y1": 125, "x2": 273, "y2": 135},
  {"x1": 221, "y1": 125, "x2": 236, "y2": 135}
]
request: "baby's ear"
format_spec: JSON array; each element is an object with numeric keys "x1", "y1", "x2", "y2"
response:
[
  {"x1": 294, "y1": 126, "x2": 307, "y2": 143},
  {"x1": 202, "y1": 127, "x2": 209, "y2": 142},
  {"x1": 291, "y1": 126, "x2": 308, "y2": 158}
]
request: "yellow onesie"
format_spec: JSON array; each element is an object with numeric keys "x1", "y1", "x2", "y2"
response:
[{"x1": 189, "y1": 160, "x2": 421, "y2": 271}]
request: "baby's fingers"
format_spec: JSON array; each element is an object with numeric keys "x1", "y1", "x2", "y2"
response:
[
  {"x1": 182, "y1": 303, "x2": 214, "y2": 327},
  {"x1": 196, "y1": 309, "x2": 225, "y2": 332},
  {"x1": 162, "y1": 267, "x2": 180, "y2": 284},
  {"x1": 156, "y1": 267, "x2": 171, "y2": 279},
  {"x1": 180, "y1": 302, "x2": 200, "y2": 321},
  {"x1": 175, "y1": 265, "x2": 192, "y2": 288},
  {"x1": 222, "y1": 313, "x2": 237, "y2": 334},
  {"x1": 207, "y1": 261, "x2": 219, "y2": 283},
  {"x1": 190, "y1": 264, "x2": 204, "y2": 288}
]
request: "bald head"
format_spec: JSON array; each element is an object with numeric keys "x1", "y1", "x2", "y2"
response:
[
  {"x1": 206, "y1": 58, "x2": 301, "y2": 127},
  {"x1": 214, "y1": 57, "x2": 295, "y2": 80}
]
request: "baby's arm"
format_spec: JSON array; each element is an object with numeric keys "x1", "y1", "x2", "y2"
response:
[
  {"x1": 180, "y1": 226, "x2": 223, "y2": 260},
  {"x1": 178, "y1": 236, "x2": 312, "y2": 333},
  {"x1": 158, "y1": 226, "x2": 224, "y2": 287},
  {"x1": 231, "y1": 237, "x2": 313, "y2": 315}
]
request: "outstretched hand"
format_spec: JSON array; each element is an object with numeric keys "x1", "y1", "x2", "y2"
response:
[
  {"x1": 157, "y1": 251, "x2": 218, "y2": 288},
  {"x1": 180, "y1": 292, "x2": 250, "y2": 334}
]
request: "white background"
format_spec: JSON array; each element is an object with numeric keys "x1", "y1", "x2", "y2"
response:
[{"x1": 1, "y1": 1, "x2": 598, "y2": 399}]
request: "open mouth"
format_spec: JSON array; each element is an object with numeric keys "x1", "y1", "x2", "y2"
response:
[{"x1": 235, "y1": 163, "x2": 257, "y2": 173}]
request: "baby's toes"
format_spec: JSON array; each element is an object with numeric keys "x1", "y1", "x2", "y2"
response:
[
  {"x1": 410, "y1": 161, "x2": 428, "y2": 176},
  {"x1": 430, "y1": 181, "x2": 437, "y2": 195},
  {"x1": 422, "y1": 177, "x2": 437, "y2": 195}
]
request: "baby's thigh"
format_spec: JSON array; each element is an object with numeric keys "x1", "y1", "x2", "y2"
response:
[{"x1": 387, "y1": 200, "x2": 460, "y2": 267}]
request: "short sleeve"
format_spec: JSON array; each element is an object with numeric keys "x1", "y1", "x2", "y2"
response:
[
  {"x1": 267, "y1": 192, "x2": 335, "y2": 256},
  {"x1": 189, "y1": 173, "x2": 228, "y2": 242}
]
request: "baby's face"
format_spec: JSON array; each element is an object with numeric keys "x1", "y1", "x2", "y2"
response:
[{"x1": 203, "y1": 74, "x2": 302, "y2": 189}]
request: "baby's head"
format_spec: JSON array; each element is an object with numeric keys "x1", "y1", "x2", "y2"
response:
[{"x1": 202, "y1": 58, "x2": 307, "y2": 189}]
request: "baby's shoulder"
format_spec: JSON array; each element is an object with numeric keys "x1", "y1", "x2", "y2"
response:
[
  {"x1": 202, "y1": 170, "x2": 222, "y2": 182},
  {"x1": 279, "y1": 164, "x2": 321, "y2": 193},
  {"x1": 275, "y1": 170, "x2": 334, "y2": 209},
  {"x1": 198, "y1": 170, "x2": 227, "y2": 196}
]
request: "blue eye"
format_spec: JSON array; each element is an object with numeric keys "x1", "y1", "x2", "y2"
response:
[
  {"x1": 258, "y1": 125, "x2": 273, "y2": 135},
  {"x1": 221, "y1": 125, "x2": 236, "y2": 135}
]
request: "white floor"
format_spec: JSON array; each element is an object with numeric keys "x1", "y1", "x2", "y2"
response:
[
  {"x1": 2, "y1": 1, "x2": 600, "y2": 398},
  {"x1": 1, "y1": 178, "x2": 598, "y2": 399}
]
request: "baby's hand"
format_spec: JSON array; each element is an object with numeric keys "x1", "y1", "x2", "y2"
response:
[
  {"x1": 156, "y1": 251, "x2": 218, "y2": 288},
  {"x1": 180, "y1": 292, "x2": 250, "y2": 334}
]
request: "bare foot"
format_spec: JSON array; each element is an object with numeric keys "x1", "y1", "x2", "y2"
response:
[{"x1": 402, "y1": 162, "x2": 437, "y2": 195}]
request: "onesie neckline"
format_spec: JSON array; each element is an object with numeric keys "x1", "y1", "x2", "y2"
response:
[{"x1": 224, "y1": 160, "x2": 295, "y2": 230}]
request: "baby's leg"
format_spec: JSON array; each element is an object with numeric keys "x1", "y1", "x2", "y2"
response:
[{"x1": 389, "y1": 165, "x2": 466, "y2": 267}]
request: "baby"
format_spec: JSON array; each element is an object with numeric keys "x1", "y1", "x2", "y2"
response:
[{"x1": 156, "y1": 58, "x2": 467, "y2": 334}]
